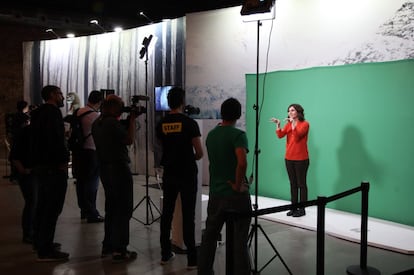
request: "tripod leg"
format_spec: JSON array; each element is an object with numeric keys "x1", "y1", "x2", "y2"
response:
[
  {"x1": 248, "y1": 224, "x2": 255, "y2": 247},
  {"x1": 132, "y1": 195, "x2": 161, "y2": 225},
  {"x1": 133, "y1": 195, "x2": 162, "y2": 225},
  {"x1": 258, "y1": 224, "x2": 293, "y2": 275},
  {"x1": 146, "y1": 197, "x2": 161, "y2": 224},
  {"x1": 133, "y1": 196, "x2": 146, "y2": 212},
  {"x1": 149, "y1": 197, "x2": 161, "y2": 218}
]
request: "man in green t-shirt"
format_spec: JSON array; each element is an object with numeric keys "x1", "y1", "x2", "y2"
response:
[{"x1": 198, "y1": 97, "x2": 252, "y2": 275}]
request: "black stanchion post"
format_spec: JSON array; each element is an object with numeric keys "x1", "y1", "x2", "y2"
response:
[
  {"x1": 360, "y1": 181, "x2": 369, "y2": 269},
  {"x1": 316, "y1": 196, "x2": 327, "y2": 275},
  {"x1": 347, "y1": 181, "x2": 380, "y2": 275}
]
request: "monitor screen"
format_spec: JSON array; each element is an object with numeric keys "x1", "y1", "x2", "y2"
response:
[
  {"x1": 100, "y1": 89, "x2": 115, "y2": 98},
  {"x1": 154, "y1": 86, "x2": 172, "y2": 111}
]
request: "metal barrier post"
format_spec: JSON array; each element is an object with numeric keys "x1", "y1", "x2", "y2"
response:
[
  {"x1": 316, "y1": 196, "x2": 327, "y2": 275},
  {"x1": 347, "y1": 181, "x2": 380, "y2": 275}
]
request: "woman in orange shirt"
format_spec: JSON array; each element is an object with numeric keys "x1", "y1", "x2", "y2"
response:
[{"x1": 271, "y1": 104, "x2": 309, "y2": 217}]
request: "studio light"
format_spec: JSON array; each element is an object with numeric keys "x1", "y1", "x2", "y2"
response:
[
  {"x1": 241, "y1": 0, "x2": 275, "y2": 15},
  {"x1": 89, "y1": 19, "x2": 106, "y2": 33},
  {"x1": 45, "y1": 28, "x2": 60, "y2": 39},
  {"x1": 66, "y1": 33, "x2": 75, "y2": 38},
  {"x1": 241, "y1": 0, "x2": 275, "y2": 22},
  {"x1": 113, "y1": 26, "x2": 123, "y2": 32},
  {"x1": 139, "y1": 35, "x2": 153, "y2": 59},
  {"x1": 139, "y1": 11, "x2": 153, "y2": 24}
]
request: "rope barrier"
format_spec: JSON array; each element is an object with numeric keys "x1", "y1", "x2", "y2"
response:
[{"x1": 224, "y1": 181, "x2": 381, "y2": 275}]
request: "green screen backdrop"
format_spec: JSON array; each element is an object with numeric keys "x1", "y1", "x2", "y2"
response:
[{"x1": 245, "y1": 59, "x2": 414, "y2": 226}]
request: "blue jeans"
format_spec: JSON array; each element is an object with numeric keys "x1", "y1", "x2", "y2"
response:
[{"x1": 198, "y1": 193, "x2": 252, "y2": 275}]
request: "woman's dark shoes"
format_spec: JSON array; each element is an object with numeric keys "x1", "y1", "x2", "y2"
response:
[
  {"x1": 286, "y1": 209, "x2": 296, "y2": 216},
  {"x1": 293, "y1": 208, "x2": 306, "y2": 217}
]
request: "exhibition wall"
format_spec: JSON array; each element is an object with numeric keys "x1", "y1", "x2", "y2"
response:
[
  {"x1": 185, "y1": 0, "x2": 414, "y2": 226},
  {"x1": 21, "y1": 0, "x2": 414, "y2": 226},
  {"x1": 23, "y1": 19, "x2": 186, "y2": 175}
]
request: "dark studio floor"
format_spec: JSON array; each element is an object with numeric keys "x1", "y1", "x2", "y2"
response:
[{"x1": 0, "y1": 160, "x2": 413, "y2": 275}]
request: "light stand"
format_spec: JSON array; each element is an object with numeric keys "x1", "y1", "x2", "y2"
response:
[
  {"x1": 132, "y1": 35, "x2": 161, "y2": 225},
  {"x1": 241, "y1": 1, "x2": 292, "y2": 274}
]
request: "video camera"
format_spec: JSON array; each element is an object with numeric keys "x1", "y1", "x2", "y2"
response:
[
  {"x1": 184, "y1": 105, "x2": 200, "y2": 115},
  {"x1": 122, "y1": 95, "x2": 148, "y2": 116}
]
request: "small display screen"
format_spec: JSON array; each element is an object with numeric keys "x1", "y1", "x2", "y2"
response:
[{"x1": 154, "y1": 86, "x2": 173, "y2": 111}]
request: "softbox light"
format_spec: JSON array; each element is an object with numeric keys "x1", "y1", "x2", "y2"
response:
[{"x1": 241, "y1": 0, "x2": 275, "y2": 16}]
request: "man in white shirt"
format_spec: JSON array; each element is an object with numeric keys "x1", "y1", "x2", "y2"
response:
[{"x1": 73, "y1": 90, "x2": 104, "y2": 223}]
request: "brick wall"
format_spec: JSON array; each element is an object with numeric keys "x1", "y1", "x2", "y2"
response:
[{"x1": 0, "y1": 22, "x2": 51, "y2": 159}]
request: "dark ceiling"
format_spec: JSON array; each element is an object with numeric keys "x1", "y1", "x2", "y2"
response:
[{"x1": 0, "y1": 1, "x2": 243, "y2": 37}]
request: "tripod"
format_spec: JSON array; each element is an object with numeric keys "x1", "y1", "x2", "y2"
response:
[
  {"x1": 247, "y1": 20, "x2": 292, "y2": 275},
  {"x1": 132, "y1": 35, "x2": 161, "y2": 225}
]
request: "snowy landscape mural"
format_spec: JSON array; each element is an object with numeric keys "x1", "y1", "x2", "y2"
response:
[{"x1": 185, "y1": 0, "x2": 413, "y2": 119}]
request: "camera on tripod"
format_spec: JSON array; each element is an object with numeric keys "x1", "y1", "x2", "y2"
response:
[
  {"x1": 184, "y1": 105, "x2": 200, "y2": 115},
  {"x1": 122, "y1": 95, "x2": 148, "y2": 116}
]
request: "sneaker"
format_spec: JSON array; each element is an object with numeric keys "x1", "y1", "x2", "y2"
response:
[
  {"x1": 23, "y1": 236, "x2": 33, "y2": 244},
  {"x1": 112, "y1": 250, "x2": 137, "y2": 263},
  {"x1": 53, "y1": 242, "x2": 62, "y2": 250},
  {"x1": 101, "y1": 247, "x2": 113, "y2": 258},
  {"x1": 87, "y1": 215, "x2": 105, "y2": 223},
  {"x1": 37, "y1": 250, "x2": 69, "y2": 262},
  {"x1": 160, "y1": 252, "x2": 175, "y2": 265},
  {"x1": 187, "y1": 252, "x2": 197, "y2": 270},
  {"x1": 33, "y1": 242, "x2": 62, "y2": 252}
]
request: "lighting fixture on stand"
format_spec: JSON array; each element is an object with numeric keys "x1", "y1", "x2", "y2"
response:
[
  {"x1": 132, "y1": 34, "x2": 161, "y2": 225},
  {"x1": 45, "y1": 28, "x2": 60, "y2": 39},
  {"x1": 89, "y1": 19, "x2": 106, "y2": 33},
  {"x1": 139, "y1": 11, "x2": 154, "y2": 24},
  {"x1": 241, "y1": 1, "x2": 292, "y2": 274}
]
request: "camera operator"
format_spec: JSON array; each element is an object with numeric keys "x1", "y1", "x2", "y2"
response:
[
  {"x1": 91, "y1": 94, "x2": 139, "y2": 262},
  {"x1": 156, "y1": 87, "x2": 203, "y2": 269}
]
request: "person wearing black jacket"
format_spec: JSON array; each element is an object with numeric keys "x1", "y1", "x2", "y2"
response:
[
  {"x1": 9, "y1": 120, "x2": 36, "y2": 245},
  {"x1": 30, "y1": 85, "x2": 70, "y2": 261},
  {"x1": 92, "y1": 94, "x2": 139, "y2": 262}
]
